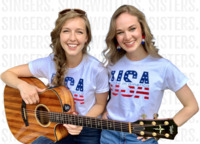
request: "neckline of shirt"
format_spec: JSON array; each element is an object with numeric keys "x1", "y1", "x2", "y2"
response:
[
  {"x1": 123, "y1": 54, "x2": 151, "y2": 64},
  {"x1": 67, "y1": 54, "x2": 87, "y2": 74}
]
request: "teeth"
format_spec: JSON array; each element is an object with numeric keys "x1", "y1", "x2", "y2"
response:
[
  {"x1": 125, "y1": 41, "x2": 134, "y2": 45},
  {"x1": 68, "y1": 44, "x2": 77, "y2": 48}
]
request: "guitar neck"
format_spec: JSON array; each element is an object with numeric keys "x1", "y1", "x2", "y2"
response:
[
  {"x1": 48, "y1": 111, "x2": 131, "y2": 133},
  {"x1": 47, "y1": 111, "x2": 177, "y2": 140}
]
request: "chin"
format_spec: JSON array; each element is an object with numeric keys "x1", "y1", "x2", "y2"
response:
[{"x1": 124, "y1": 48, "x2": 137, "y2": 52}]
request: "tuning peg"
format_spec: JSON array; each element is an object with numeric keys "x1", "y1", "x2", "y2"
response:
[
  {"x1": 140, "y1": 131, "x2": 145, "y2": 136},
  {"x1": 153, "y1": 113, "x2": 159, "y2": 119},
  {"x1": 165, "y1": 133, "x2": 170, "y2": 138},
  {"x1": 141, "y1": 114, "x2": 147, "y2": 119},
  {"x1": 152, "y1": 121, "x2": 156, "y2": 126},
  {"x1": 164, "y1": 121, "x2": 169, "y2": 125},
  {"x1": 139, "y1": 114, "x2": 146, "y2": 126},
  {"x1": 152, "y1": 113, "x2": 158, "y2": 126},
  {"x1": 152, "y1": 132, "x2": 157, "y2": 137},
  {"x1": 139, "y1": 121, "x2": 144, "y2": 125}
]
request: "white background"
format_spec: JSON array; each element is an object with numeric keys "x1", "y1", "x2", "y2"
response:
[{"x1": 0, "y1": 0, "x2": 200, "y2": 143}]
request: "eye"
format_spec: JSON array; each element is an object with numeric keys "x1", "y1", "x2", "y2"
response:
[
  {"x1": 130, "y1": 28, "x2": 136, "y2": 31},
  {"x1": 63, "y1": 29, "x2": 69, "y2": 33},
  {"x1": 77, "y1": 31, "x2": 84, "y2": 34},
  {"x1": 116, "y1": 31, "x2": 123, "y2": 35}
]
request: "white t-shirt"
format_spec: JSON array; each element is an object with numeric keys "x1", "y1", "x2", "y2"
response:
[
  {"x1": 29, "y1": 54, "x2": 109, "y2": 116},
  {"x1": 106, "y1": 55, "x2": 188, "y2": 122}
]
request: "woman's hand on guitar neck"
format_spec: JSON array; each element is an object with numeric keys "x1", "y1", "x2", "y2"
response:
[
  {"x1": 63, "y1": 112, "x2": 83, "y2": 135},
  {"x1": 63, "y1": 124, "x2": 83, "y2": 135},
  {"x1": 17, "y1": 82, "x2": 45, "y2": 104}
]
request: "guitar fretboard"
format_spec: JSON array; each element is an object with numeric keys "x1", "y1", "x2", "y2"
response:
[{"x1": 48, "y1": 111, "x2": 131, "y2": 133}]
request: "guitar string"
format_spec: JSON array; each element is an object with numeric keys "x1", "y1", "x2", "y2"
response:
[
  {"x1": 33, "y1": 112, "x2": 173, "y2": 138},
  {"x1": 30, "y1": 109, "x2": 131, "y2": 128},
  {"x1": 28, "y1": 109, "x2": 172, "y2": 128},
  {"x1": 30, "y1": 109, "x2": 171, "y2": 127},
  {"x1": 25, "y1": 110, "x2": 174, "y2": 138},
  {"x1": 26, "y1": 109, "x2": 173, "y2": 137}
]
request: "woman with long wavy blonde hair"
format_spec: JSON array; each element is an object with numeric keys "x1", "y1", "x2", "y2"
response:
[
  {"x1": 50, "y1": 9, "x2": 92, "y2": 86},
  {"x1": 103, "y1": 5, "x2": 161, "y2": 66},
  {"x1": 101, "y1": 5, "x2": 198, "y2": 144},
  {"x1": 1, "y1": 8, "x2": 109, "y2": 144}
]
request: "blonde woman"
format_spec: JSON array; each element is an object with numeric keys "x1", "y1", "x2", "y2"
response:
[
  {"x1": 1, "y1": 9, "x2": 109, "y2": 144},
  {"x1": 101, "y1": 5, "x2": 198, "y2": 144}
]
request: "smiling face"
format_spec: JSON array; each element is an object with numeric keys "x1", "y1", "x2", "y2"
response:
[
  {"x1": 60, "y1": 17, "x2": 88, "y2": 58},
  {"x1": 115, "y1": 12, "x2": 145, "y2": 58}
]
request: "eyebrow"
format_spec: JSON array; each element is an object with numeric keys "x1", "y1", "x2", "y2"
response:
[
  {"x1": 62, "y1": 27, "x2": 85, "y2": 31},
  {"x1": 116, "y1": 24, "x2": 137, "y2": 32},
  {"x1": 129, "y1": 24, "x2": 137, "y2": 28},
  {"x1": 76, "y1": 28, "x2": 85, "y2": 31}
]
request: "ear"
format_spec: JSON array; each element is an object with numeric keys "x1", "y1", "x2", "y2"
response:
[{"x1": 85, "y1": 35, "x2": 88, "y2": 44}]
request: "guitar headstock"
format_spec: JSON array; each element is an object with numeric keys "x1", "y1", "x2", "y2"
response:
[{"x1": 132, "y1": 118, "x2": 178, "y2": 140}]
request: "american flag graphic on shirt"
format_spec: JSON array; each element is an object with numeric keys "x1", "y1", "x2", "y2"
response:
[
  {"x1": 73, "y1": 93, "x2": 85, "y2": 104},
  {"x1": 110, "y1": 84, "x2": 149, "y2": 100}
]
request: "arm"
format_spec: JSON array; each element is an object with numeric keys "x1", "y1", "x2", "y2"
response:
[
  {"x1": 1, "y1": 64, "x2": 45, "y2": 104},
  {"x1": 64, "y1": 65, "x2": 109, "y2": 135},
  {"x1": 173, "y1": 84, "x2": 199, "y2": 126},
  {"x1": 137, "y1": 84, "x2": 198, "y2": 142},
  {"x1": 85, "y1": 92, "x2": 108, "y2": 117},
  {"x1": 101, "y1": 90, "x2": 111, "y2": 119},
  {"x1": 1, "y1": 64, "x2": 33, "y2": 88},
  {"x1": 64, "y1": 92, "x2": 108, "y2": 135}
]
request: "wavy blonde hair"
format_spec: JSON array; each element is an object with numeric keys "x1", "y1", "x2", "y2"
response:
[
  {"x1": 50, "y1": 10, "x2": 92, "y2": 86},
  {"x1": 103, "y1": 5, "x2": 161, "y2": 65}
]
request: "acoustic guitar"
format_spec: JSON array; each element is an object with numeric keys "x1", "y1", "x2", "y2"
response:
[{"x1": 4, "y1": 77, "x2": 178, "y2": 143}]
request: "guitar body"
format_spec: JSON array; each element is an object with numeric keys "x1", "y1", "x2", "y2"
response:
[{"x1": 4, "y1": 77, "x2": 75, "y2": 143}]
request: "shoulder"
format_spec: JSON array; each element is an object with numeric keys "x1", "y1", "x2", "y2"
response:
[
  {"x1": 147, "y1": 55, "x2": 173, "y2": 66},
  {"x1": 85, "y1": 54, "x2": 104, "y2": 67},
  {"x1": 146, "y1": 56, "x2": 180, "y2": 75},
  {"x1": 107, "y1": 55, "x2": 125, "y2": 67},
  {"x1": 29, "y1": 54, "x2": 54, "y2": 64},
  {"x1": 45, "y1": 53, "x2": 54, "y2": 61},
  {"x1": 84, "y1": 54, "x2": 107, "y2": 73}
]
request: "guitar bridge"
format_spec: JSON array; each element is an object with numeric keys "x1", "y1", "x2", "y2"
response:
[{"x1": 21, "y1": 100, "x2": 29, "y2": 126}]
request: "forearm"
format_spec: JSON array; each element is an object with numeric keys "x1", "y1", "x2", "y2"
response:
[
  {"x1": 173, "y1": 105, "x2": 199, "y2": 127},
  {"x1": 86, "y1": 92, "x2": 108, "y2": 117},
  {"x1": 174, "y1": 84, "x2": 199, "y2": 127},
  {"x1": 85, "y1": 92, "x2": 108, "y2": 117},
  {"x1": 1, "y1": 64, "x2": 33, "y2": 89},
  {"x1": 85, "y1": 103, "x2": 106, "y2": 117},
  {"x1": 1, "y1": 71, "x2": 28, "y2": 89}
]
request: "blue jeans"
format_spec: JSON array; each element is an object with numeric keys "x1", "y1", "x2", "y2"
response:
[
  {"x1": 100, "y1": 130, "x2": 158, "y2": 144},
  {"x1": 32, "y1": 127, "x2": 101, "y2": 144}
]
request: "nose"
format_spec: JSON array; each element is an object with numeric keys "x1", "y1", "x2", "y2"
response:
[
  {"x1": 124, "y1": 31, "x2": 131, "y2": 41},
  {"x1": 69, "y1": 32, "x2": 76, "y2": 41}
]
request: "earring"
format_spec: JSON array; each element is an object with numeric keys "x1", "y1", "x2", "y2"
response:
[
  {"x1": 141, "y1": 35, "x2": 145, "y2": 45},
  {"x1": 117, "y1": 44, "x2": 121, "y2": 51}
]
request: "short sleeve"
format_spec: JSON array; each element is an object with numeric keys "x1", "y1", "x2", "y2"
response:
[
  {"x1": 163, "y1": 61, "x2": 188, "y2": 92},
  {"x1": 95, "y1": 66, "x2": 109, "y2": 93},
  {"x1": 28, "y1": 55, "x2": 52, "y2": 78}
]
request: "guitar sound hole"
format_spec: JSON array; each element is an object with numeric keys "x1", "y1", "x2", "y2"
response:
[{"x1": 36, "y1": 106, "x2": 49, "y2": 126}]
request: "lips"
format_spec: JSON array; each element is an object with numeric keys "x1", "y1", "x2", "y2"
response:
[
  {"x1": 124, "y1": 41, "x2": 135, "y2": 47},
  {"x1": 67, "y1": 44, "x2": 78, "y2": 50}
]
